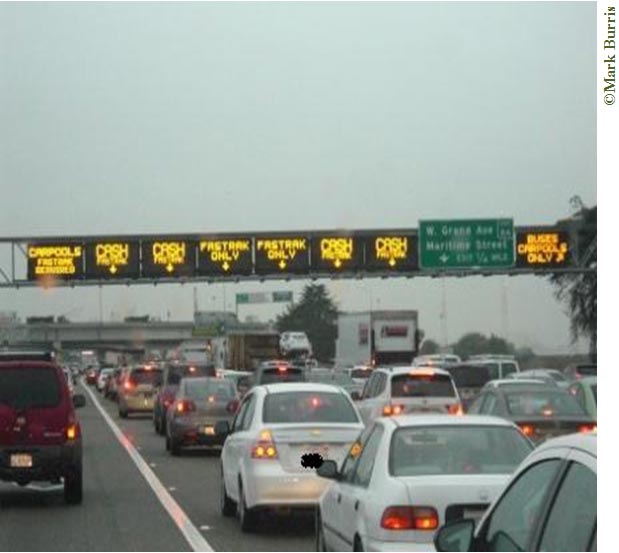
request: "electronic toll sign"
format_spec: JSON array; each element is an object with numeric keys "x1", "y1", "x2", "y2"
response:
[
  {"x1": 85, "y1": 241, "x2": 140, "y2": 279},
  {"x1": 141, "y1": 239, "x2": 196, "y2": 278},
  {"x1": 27, "y1": 243, "x2": 84, "y2": 281},
  {"x1": 364, "y1": 234, "x2": 418, "y2": 272},
  {"x1": 516, "y1": 228, "x2": 570, "y2": 268},
  {"x1": 254, "y1": 236, "x2": 310, "y2": 275},
  {"x1": 197, "y1": 238, "x2": 252, "y2": 276},
  {"x1": 311, "y1": 235, "x2": 363, "y2": 272}
]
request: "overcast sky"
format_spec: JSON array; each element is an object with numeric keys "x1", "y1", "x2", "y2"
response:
[{"x1": 0, "y1": 2, "x2": 597, "y2": 354}]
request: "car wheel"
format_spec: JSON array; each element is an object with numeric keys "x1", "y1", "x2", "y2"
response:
[
  {"x1": 353, "y1": 536, "x2": 363, "y2": 552},
  {"x1": 64, "y1": 464, "x2": 83, "y2": 505},
  {"x1": 220, "y1": 466, "x2": 236, "y2": 517},
  {"x1": 237, "y1": 478, "x2": 258, "y2": 532},
  {"x1": 119, "y1": 408, "x2": 128, "y2": 419},
  {"x1": 170, "y1": 437, "x2": 182, "y2": 456},
  {"x1": 316, "y1": 510, "x2": 328, "y2": 551},
  {"x1": 165, "y1": 435, "x2": 171, "y2": 451}
]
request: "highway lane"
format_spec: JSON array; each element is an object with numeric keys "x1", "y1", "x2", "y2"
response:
[
  {"x1": 94, "y1": 386, "x2": 315, "y2": 552},
  {"x1": 0, "y1": 383, "x2": 192, "y2": 552}
]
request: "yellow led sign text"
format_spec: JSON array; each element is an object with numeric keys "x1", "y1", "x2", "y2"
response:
[
  {"x1": 153, "y1": 242, "x2": 187, "y2": 273},
  {"x1": 374, "y1": 236, "x2": 408, "y2": 267},
  {"x1": 95, "y1": 243, "x2": 129, "y2": 274},
  {"x1": 199, "y1": 240, "x2": 251, "y2": 272},
  {"x1": 256, "y1": 238, "x2": 307, "y2": 271},
  {"x1": 28, "y1": 245, "x2": 82, "y2": 277},
  {"x1": 517, "y1": 232, "x2": 568, "y2": 265},
  {"x1": 320, "y1": 238, "x2": 353, "y2": 269}
]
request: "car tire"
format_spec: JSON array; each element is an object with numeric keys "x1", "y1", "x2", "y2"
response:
[
  {"x1": 119, "y1": 408, "x2": 128, "y2": 418},
  {"x1": 353, "y1": 536, "x2": 363, "y2": 552},
  {"x1": 237, "y1": 478, "x2": 258, "y2": 533},
  {"x1": 220, "y1": 466, "x2": 236, "y2": 517},
  {"x1": 165, "y1": 435, "x2": 171, "y2": 451},
  {"x1": 64, "y1": 464, "x2": 83, "y2": 505},
  {"x1": 316, "y1": 510, "x2": 328, "y2": 552},
  {"x1": 170, "y1": 437, "x2": 182, "y2": 456}
]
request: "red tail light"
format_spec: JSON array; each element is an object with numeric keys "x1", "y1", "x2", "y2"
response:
[
  {"x1": 579, "y1": 424, "x2": 597, "y2": 433},
  {"x1": 123, "y1": 380, "x2": 134, "y2": 391},
  {"x1": 519, "y1": 424, "x2": 535, "y2": 437},
  {"x1": 383, "y1": 404, "x2": 405, "y2": 416},
  {"x1": 448, "y1": 404, "x2": 464, "y2": 416},
  {"x1": 227, "y1": 399, "x2": 240, "y2": 413},
  {"x1": 251, "y1": 430, "x2": 278, "y2": 459},
  {"x1": 380, "y1": 506, "x2": 438, "y2": 530},
  {"x1": 175, "y1": 400, "x2": 196, "y2": 414},
  {"x1": 66, "y1": 412, "x2": 79, "y2": 441}
]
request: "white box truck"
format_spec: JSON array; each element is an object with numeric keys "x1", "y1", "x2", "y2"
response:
[{"x1": 335, "y1": 310, "x2": 419, "y2": 368}]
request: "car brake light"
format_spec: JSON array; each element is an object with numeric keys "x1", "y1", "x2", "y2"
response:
[
  {"x1": 227, "y1": 399, "x2": 240, "y2": 413},
  {"x1": 176, "y1": 400, "x2": 196, "y2": 414},
  {"x1": 520, "y1": 424, "x2": 535, "y2": 437},
  {"x1": 251, "y1": 429, "x2": 278, "y2": 459},
  {"x1": 448, "y1": 404, "x2": 464, "y2": 415},
  {"x1": 380, "y1": 506, "x2": 438, "y2": 530},
  {"x1": 277, "y1": 365, "x2": 287, "y2": 372},
  {"x1": 66, "y1": 424, "x2": 78, "y2": 440},
  {"x1": 579, "y1": 424, "x2": 596, "y2": 433},
  {"x1": 383, "y1": 404, "x2": 405, "y2": 416}
]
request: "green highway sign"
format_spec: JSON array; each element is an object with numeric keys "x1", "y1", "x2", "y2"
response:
[
  {"x1": 420, "y1": 219, "x2": 515, "y2": 269},
  {"x1": 272, "y1": 291, "x2": 293, "y2": 302}
]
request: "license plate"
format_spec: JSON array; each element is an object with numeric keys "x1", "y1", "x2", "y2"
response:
[
  {"x1": 203, "y1": 425, "x2": 215, "y2": 435},
  {"x1": 302, "y1": 444, "x2": 329, "y2": 458},
  {"x1": 10, "y1": 454, "x2": 33, "y2": 468}
]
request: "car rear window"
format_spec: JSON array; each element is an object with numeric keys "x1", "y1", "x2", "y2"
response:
[
  {"x1": 351, "y1": 369, "x2": 372, "y2": 380},
  {"x1": 130, "y1": 369, "x2": 163, "y2": 386},
  {"x1": 260, "y1": 367, "x2": 306, "y2": 384},
  {"x1": 166, "y1": 365, "x2": 215, "y2": 384},
  {"x1": 578, "y1": 366, "x2": 597, "y2": 376},
  {"x1": 446, "y1": 365, "x2": 491, "y2": 387},
  {"x1": 263, "y1": 391, "x2": 359, "y2": 424},
  {"x1": 0, "y1": 367, "x2": 62, "y2": 409},
  {"x1": 186, "y1": 378, "x2": 236, "y2": 400},
  {"x1": 505, "y1": 391, "x2": 587, "y2": 416},
  {"x1": 390, "y1": 425, "x2": 533, "y2": 477},
  {"x1": 391, "y1": 373, "x2": 456, "y2": 398}
]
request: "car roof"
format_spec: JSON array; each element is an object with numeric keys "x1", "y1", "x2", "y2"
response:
[
  {"x1": 262, "y1": 382, "x2": 347, "y2": 394},
  {"x1": 535, "y1": 432, "x2": 597, "y2": 457},
  {"x1": 381, "y1": 414, "x2": 519, "y2": 429},
  {"x1": 484, "y1": 378, "x2": 550, "y2": 388}
]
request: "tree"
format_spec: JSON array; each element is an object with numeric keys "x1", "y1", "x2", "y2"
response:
[
  {"x1": 550, "y1": 202, "x2": 597, "y2": 359},
  {"x1": 453, "y1": 332, "x2": 514, "y2": 360},
  {"x1": 275, "y1": 284, "x2": 339, "y2": 362},
  {"x1": 419, "y1": 339, "x2": 440, "y2": 355}
]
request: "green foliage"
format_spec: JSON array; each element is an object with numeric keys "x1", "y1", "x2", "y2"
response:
[
  {"x1": 550, "y1": 204, "x2": 596, "y2": 359},
  {"x1": 419, "y1": 339, "x2": 440, "y2": 355},
  {"x1": 275, "y1": 284, "x2": 339, "y2": 362},
  {"x1": 453, "y1": 332, "x2": 515, "y2": 360}
]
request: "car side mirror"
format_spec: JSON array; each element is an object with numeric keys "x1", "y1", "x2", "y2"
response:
[
  {"x1": 316, "y1": 459, "x2": 340, "y2": 480},
  {"x1": 215, "y1": 420, "x2": 230, "y2": 436},
  {"x1": 73, "y1": 394, "x2": 86, "y2": 408},
  {"x1": 350, "y1": 391, "x2": 361, "y2": 401},
  {"x1": 434, "y1": 519, "x2": 475, "y2": 552}
]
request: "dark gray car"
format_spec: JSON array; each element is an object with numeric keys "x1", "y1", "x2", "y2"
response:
[{"x1": 166, "y1": 377, "x2": 239, "y2": 456}]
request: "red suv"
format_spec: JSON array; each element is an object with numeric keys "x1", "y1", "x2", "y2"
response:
[{"x1": 0, "y1": 359, "x2": 86, "y2": 504}]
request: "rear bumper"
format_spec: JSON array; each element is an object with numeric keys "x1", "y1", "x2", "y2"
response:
[
  {"x1": 122, "y1": 395, "x2": 155, "y2": 411},
  {"x1": 0, "y1": 441, "x2": 82, "y2": 483},
  {"x1": 169, "y1": 419, "x2": 227, "y2": 446},
  {"x1": 244, "y1": 462, "x2": 329, "y2": 508},
  {"x1": 365, "y1": 537, "x2": 436, "y2": 552}
]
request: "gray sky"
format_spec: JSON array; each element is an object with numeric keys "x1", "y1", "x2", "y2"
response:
[{"x1": 0, "y1": 2, "x2": 597, "y2": 354}]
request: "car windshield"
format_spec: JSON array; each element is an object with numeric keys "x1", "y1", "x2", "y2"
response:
[
  {"x1": 390, "y1": 425, "x2": 533, "y2": 476},
  {"x1": 591, "y1": 385, "x2": 597, "y2": 403},
  {"x1": 262, "y1": 391, "x2": 359, "y2": 423},
  {"x1": 0, "y1": 367, "x2": 61, "y2": 409},
  {"x1": 391, "y1": 373, "x2": 456, "y2": 398},
  {"x1": 350, "y1": 369, "x2": 372, "y2": 380},
  {"x1": 446, "y1": 365, "x2": 491, "y2": 387},
  {"x1": 505, "y1": 390, "x2": 587, "y2": 416},
  {"x1": 185, "y1": 378, "x2": 236, "y2": 400},
  {"x1": 260, "y1": 368, "x2": 305, "y2": 384},
  {"x1": 130, "y1": 369, "x2": 163, "y2": 386}
]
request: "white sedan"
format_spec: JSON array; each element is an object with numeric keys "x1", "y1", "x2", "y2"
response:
[
  {"x1": 316, "y1": 415, "x2": 534, "y2": 552},
  {"x1": 218, "y1": 382, "x2": 364, "y2": 532}
]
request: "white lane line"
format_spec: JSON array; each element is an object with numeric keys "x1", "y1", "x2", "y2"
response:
[{"x1": 82, "y1": 381, "x2": 214, "y2": 552}]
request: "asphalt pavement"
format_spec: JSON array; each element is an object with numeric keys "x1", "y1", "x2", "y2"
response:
[{"x1": 0, "y1": 382, "x2": 315, "y2": 552}]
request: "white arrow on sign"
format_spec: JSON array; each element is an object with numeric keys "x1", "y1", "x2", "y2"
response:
[{"x1": 439, "y1": 254, "x2": 449, "y2": 264}]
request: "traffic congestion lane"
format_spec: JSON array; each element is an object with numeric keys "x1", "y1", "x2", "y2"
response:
[
  {"x1": 94, "y1": 388, "x2": 315, "y2": 552},
  {"x1": 0, "y1": 383, "x2": 192, "y2": 552}
]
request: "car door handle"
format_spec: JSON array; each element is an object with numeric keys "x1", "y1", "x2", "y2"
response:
[{"x1": 354, "y1": 500, "x2": 360, "y2": 511}]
